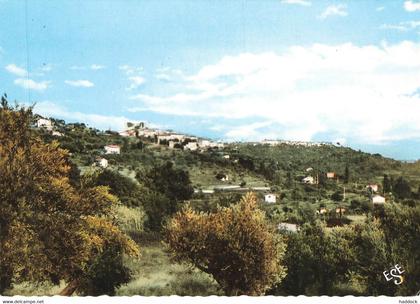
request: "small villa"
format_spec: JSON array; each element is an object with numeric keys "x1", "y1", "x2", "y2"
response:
[
  {"x1": 278, "y1": 222, "x2": 298, "y2": 233},
  {"x1": 95, "y1": 157, "x2": 108, "y2": 168},
  {"x1": 366, "y1": 184, "x2": 379, "y2": 193},
  {"x1": 104, "y1": 144, "x2": 121, "y2": 155},
  {"x1": 264, "y1": 194, "x2": 276, "y2": 204},
  {"x1": 326, "y1": 172, "x2": 335, "y2": 179},
  {"x1": 302, "y1": 176, "x2": 315, "y2": 184},
  {"x1": 372, "y1": 195, "x2": 386, "y2": 204}
]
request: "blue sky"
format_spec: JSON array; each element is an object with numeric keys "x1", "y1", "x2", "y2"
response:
[{"x1": 1, "y1": 0, "x2": 420, "y2": 160}]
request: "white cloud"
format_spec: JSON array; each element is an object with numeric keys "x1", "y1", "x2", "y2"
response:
[
  {"x1": 319, "y1": 4, "x2": 348, "y2": 19},
  {"x1": 404, "y1": 0, "x2": 420, "y2": 12},
  {"x1": 5, "y1": 64, "x2": 28, "y2": 77},
  {"x1": 34, "y1": 101, "x2": 130, "y2": 131},
  {"x1": 376, "y1": 6, "x2": 385, "y2": 11},
  {"x1": 119, "y1": 64, "x2": 143, "y2": 75},
  {"x1": 65, "y1": 80, "x2": 94, "y2": 87},
  {"x1": 129, "y1": 41, "x2": 420, "y2": 144},
  {"x1": 70, "y1": 65, "x2": 85, "y2": 70},
  {"x1": 380, "y1": 21, "x2": 420, "y2": 32},
  {"x1": 14, "y1": 78, "x2": 50, "y2": 91},
  {"x1": 70, "y1": 64, "x2": 105, "y2": 70},
  {"x1": 90, "y1": 64, "x2": 105, "y2": 70},
  {"x1": 225, "y1": 121, "x2": 274, "y2": 141},
  {"x1": 281, "y1": 0, "x2": 311, "y2": 6},
  {"x1": 154, "y1": 67, "x2": 184, "y2": 82},
  {"x1": 127, "y1": 76, "x2": 145, "y2": 90}
]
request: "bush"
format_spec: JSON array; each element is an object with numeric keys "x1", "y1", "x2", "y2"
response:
[{"x1": 165, "y1": 193, "x2": 287, "y2": 295}]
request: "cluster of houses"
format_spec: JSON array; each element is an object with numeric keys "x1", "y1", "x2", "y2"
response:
[
  {"x1": 302, "y1": 171, "x2": 336, "y2": 184},
  {"x1": 262, "y1": 139, "x2": 334, "y2": 147},
  {"x1": 119, "y1": 122, "x2": 224, "y2": 151},
  {"x1": 36, "y1": 118, "x2": 64, "y2": 137}
]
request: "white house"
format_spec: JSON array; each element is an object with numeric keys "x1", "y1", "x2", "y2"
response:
[
  {"x1": 326, "y1": 172, "x2": 335, "y2": 179},
  {"x1": 37, "y1": 118, "x2": 53, "y2": 131},
  {"x1": 278, "y1": 223, "x2": 298, "y2": 233},
  {"x1": 168, "y1": 141, "x2": 176, "y2": 149},
  {"x1": 302, "y1": 176, "x2": 315, "y2": 184},
  {"x1": 184, "y1": 142, "x2": 198, "y2": 151},
  {"x1": 119, "y1": 130, "x2": 136, "y2": 137},
  {"x1": 52, "y1": 131, "x2": 63, "y2": 137},
  {"x1": 316, "y1": 208, "x2": 328, "y2": 215},
  {"x1": 104, "y1": 144, "x2": 121, "y2": 154},
  {"x1": 372, "y1": 195, "x2": 386, "y2": 204},
  {"x1": 264, "y1": 194, "x2": 276, "y2": 203},
  {"x1": 96, "y1": 157, "x2": 108, "y2": 168},
  {"x1": 366, "y1": 184, "x2": 379, "y2": 193},
  {"x1": 198, "y1": 140, "x2": 212, "y2": 148}
]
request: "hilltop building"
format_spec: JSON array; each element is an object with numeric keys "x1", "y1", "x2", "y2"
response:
[
  {"x1": 184, "y1": 142, "x2": 198, "y2": 151},
  {"x1": 37, "y1": 118, "x2": 53, "y2": 131}
]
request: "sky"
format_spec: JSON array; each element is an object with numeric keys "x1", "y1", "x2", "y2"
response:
[{"x1": 1, "y1": 0, "x2": 420, "y2": 160}]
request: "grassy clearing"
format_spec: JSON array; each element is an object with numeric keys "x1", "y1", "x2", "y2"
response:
[
  {"x1": 117, "y1": 241, "x2": 221, "y2": 296},
  {"x1": 3, "y1": 281, "x2": 65, "y2": 296}
]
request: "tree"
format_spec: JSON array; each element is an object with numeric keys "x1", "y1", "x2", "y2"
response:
[
  {"x1": 92, "y1": 169, "x2": 143, "y2": 207},
  {"x1": 136, "y1": 162, "x2": 194, "y2": 231},
  {"x1": 393, "y1": 177, "x2": 412, "y2": 200},
  {"x1": 331, "y1": 190, "x2": 343, "y2": 202},
  {"x1": 0, "y1": 98, "x2": 139, "y2": 295},
  {"x1": 141, "y1": 190, "x2": 172, "y2": 231},
  {"x1": 274, "y1": 222, "x2": 357, "y2": 296},
  {"x1": 344, "y1": 165, "x2": 350, "y2": 184},
  {"x1": 138, "y1": 161, "x2": 194, "y2": 206},
  {"x1": 379, "y1": 204, "x2": 420, "y2": 296},
  {"x1": 165, "y1": 192, "x2": 287, "y2": 296},
  {"x1": 382, "y1": 174, "x2": 391, "y2": 194}
]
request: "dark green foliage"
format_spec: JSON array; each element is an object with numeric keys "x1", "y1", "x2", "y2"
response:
[
  {"x1": 350, "y1": 199, "x2": 361, "y2": 211},
  {"x1": 0, "y1": 264, "x2": 13, "y2": 294},
  {"x1": 93, "y1": 169, "x2": 143, "y2": 207},
  {"x1": 331, "y1": 190, "x2": 343, "y2": 202},
  {"x1": 393, "y1": 177, "x2": 412, "y2": 199},
  {"x1": 141, "y1": 191, "x2": 172, "y2": 231},
  {"x1": 383, "y1": 174, "x2": 391, "y2": 193},
  {"x1": 78, "y1": 245, "x2": 132, "y2": 296},
  {"x1": 136, "y1": 162, "x2": 194, "y2": 231},
  {"x1": 275, "y1": 222, "x2": 356, "y2": 295},
  {"x1": 344, "y1": 165, "x2": 350, "y2": 184},
  {"x1": 379, "y1": 204, "x2": 420, "y2": 296},
  {"x1": 139, "y1": 161, "x2": 194, "y2": 206}
]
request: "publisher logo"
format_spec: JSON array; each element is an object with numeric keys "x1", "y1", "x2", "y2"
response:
[{"x1": 383, "y1": 264, "x2": 404, "y2": 285}]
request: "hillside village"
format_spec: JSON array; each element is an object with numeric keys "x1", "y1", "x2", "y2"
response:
[
  {"x1": 1, "y1": 104, "x2": 419, "y2": 298},
  {"x1": 33, "y1": 115, "x2": 419, "y2": 232}
]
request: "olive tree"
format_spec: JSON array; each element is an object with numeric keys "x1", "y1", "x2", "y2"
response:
[{"x1": 165, "y1": 192, "x2": 287, "y2": 296}]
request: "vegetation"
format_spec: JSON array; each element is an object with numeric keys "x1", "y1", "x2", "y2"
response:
[
  {"x1": 165, "y1": 193, "x2": 286, "y2": 296},
  {"x1": 2, "y1": 95, "x2": 420, "y2": 296},
  {"x1": 0, "y1": 98, "x2": 139, "y2": 295}
]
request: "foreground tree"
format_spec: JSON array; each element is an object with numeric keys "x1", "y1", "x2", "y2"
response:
[
  {"x1": 0, "y1": 98, "x2": 139, "y2": 295},
  {"x1": 137, "y1": 161, "x2": 194, "y2": 231},
  {"x1": 165, "y1": 192, "x2": 287, "y2": 296}
]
